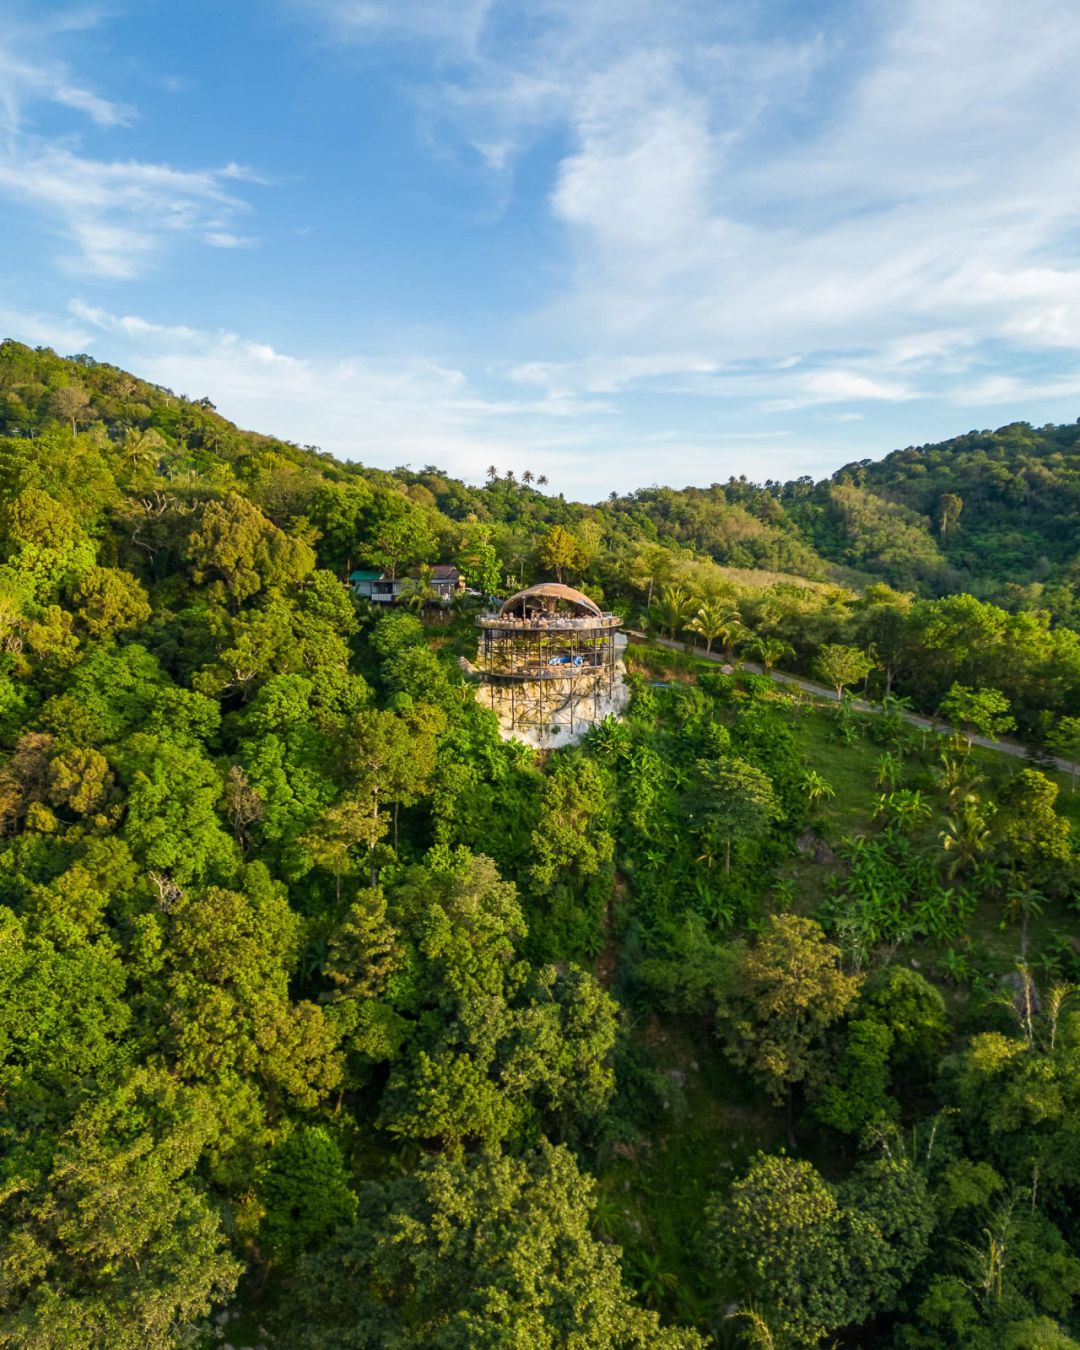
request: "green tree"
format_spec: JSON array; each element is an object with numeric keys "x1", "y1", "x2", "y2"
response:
[
  {"x1": 0, "y1": 1068, "x2": 241, "y2": 1348},
  {"x1": 814, "y1": 643, "x2": 874, "y2": 699},
  {"x1": 529, "y1": 759, "x2": 615, "y2": 889},
  {"x1": 938, "y1": 683, "x2": 1016, "y2": 747},
  {"x1": 399, "y1": 561, "x2": 442, "y2": 613},
  {"x1": 707, "y1": 1152, "x2": 930, "y2": 1348},
  {"x1": 186, "y1": 492, "x2": 315, "y2": 606},
  {"x1": 362, "y1": 499, "x2": 435, "y2": 579},
  {"x1": 537, "y1": 524, "x2": 581, "y2": 583},
  {"x1": 937, "y1": 491, "x2": 964, "y2": 537},
  {"x1": 73, "y1": 565, "x2": 151, "y2": 638},
  {"x1": 693, "y1": 756, "x2": 780, "y2": 874},
  {"x1": 992, "y1": 769, "x2": 1072, "y2": 879},
  {"x1": 456, "y1": 537, "x2": 501, "y2": 595},
  {"x1": 719, "y1": 914, "x2": 860, "y2": 1112},
  {"x1": 649, "y1": 583, "x2": 694, "y2": 641},
  {"x1": 1048, "y1": 715, "x2": 1080, "y2": 790},
  {"x1": 688, "y1": 600, "x2": 742, "y2": 654},
  {"x1": 747, "y1": 634, "x2": 794, "y2": 672},
  {"x1": 258, "y1": 1126, "x2": 357, "y2": 1264},
  {"x1": 293, "y1": 1142, "x2": 705, "y2": 1348}
]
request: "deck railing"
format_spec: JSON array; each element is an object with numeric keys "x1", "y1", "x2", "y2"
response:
[{"x1": 475, "y1": 612, "x2": 621, "y2": 630}]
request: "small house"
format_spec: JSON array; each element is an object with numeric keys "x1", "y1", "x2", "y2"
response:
[
  {"x1": 348, "y1": 565, "x2": 464, "y2": 606},
  {"x1": 348, "y1": 569, "x2": 381, "y2": 599},
  {"x1": 431, "y1": 565, "x2": 465, "y2": 601}
]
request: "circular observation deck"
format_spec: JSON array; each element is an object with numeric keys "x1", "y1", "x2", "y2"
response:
[
  {"x1": 476, "y1": 582, "x2": 622, "y2": 631},
  {"x1": 476, "y1": 584, "x2": 621, "y2": 682}
]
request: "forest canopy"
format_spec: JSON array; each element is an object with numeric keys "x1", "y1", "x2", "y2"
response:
[{"x1": 1, "y1": 339, "x2": 1079, "y2": 1348}]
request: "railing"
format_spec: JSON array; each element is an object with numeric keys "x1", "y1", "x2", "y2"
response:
[{"x1": 475, "y1": 612, "x2": 622, "y2": 629}]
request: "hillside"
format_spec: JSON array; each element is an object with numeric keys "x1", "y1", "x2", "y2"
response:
[{"x1": 1, "y1": 337, "x2": 1080, "y2": 1346}]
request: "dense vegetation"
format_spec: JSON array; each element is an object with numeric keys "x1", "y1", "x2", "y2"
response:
[{"x1": 0, "y1": 338, "x2": 1079, "y2": 1348}]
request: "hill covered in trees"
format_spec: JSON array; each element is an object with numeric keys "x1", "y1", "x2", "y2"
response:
[{"x1": 1, "y1": 337, "x2": 1080, "y2": 1348}]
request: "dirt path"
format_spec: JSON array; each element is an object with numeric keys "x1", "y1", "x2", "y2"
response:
[{"x1": 628, "y1": 632, "x2": 1080, "y2": 778}]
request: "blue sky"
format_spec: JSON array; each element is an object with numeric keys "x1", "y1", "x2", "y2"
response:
[{"x1": 3, "y1": 0, "x2": 1080, "y2": 499}]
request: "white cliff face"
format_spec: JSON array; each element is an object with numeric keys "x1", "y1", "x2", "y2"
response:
[{"x1": 475, "y1": 633, "x2": 630, "y2": 749}]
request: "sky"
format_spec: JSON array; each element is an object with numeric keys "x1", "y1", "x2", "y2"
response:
[{"x1": 3, "y1": 1, "x2": 1080, "y2": 500}]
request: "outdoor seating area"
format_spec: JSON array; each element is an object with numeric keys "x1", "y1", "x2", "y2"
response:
[{"x1": 475, "y1": 582, "x2": 623, "y2": 732}]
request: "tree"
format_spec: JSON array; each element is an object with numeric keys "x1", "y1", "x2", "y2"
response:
[
  {"x1": 224, "y1": 763, "x2": 265, "y2": 855},
  {"x1": 707, "y1": 1152, "x2": 929, "y2": 1348},
  {"x1": 1048, "y1": 715, "x2": 1080, "y2": 790},
  {"x1": 992, "y1": 769, "x2": 1072, "y2": 879},
  {"x1": 399, "y1": 562, "x2": 441, "y2": 613},
  {"x1": 528, "y1": 759, "x2": 614, "y2": 889},
  {"x1": 361, "y1": 497, "x2": 437, "y2": 581},
  {"x1": 747, "y1": 634, "x2": 794, "y2": 672},
  {"x1": 719, "y1": 914, "x2": 860, "y2": 1112},
  {"x1": 938, "y1": 683, "x2": 1015, "y2": 747},
  {"x1": 814, "y1": 643, "x2": 874, "y2": 699},
  {"x1": 938, "y1": 491, "x2": 964, "y2": 537},
  {"x1": 0, "y1": 1068, "x2": 241, "y2": 1347},
  {"x1": 537, "y1": 524, "x2": 580, "y2": 583},
  {"x1": 693, "y1": 756, "x2": 780, "y2": 874},
  {"x1": 186, "y1": 492, "x2": 315, "y2": 606},
  {"x1": 73, "y1": 565, "x2": 151, "y2": 638},
  {"x1": 456, "y1": 538, "x2": 501, "y2": 596},
  {"x1": 649, "y1": 583, "x2": 694, "y2": 642},
  {"x1": 258, "y1": 1126, "x2": 356, "y2": 1264},
  {"x1": 293, "y1": 1142, "x2": 705, "y2": 1349},
  {"x1": 939, "y1": 794, "x2": 992, "y2": 878},
  {"x1": 688, "y1": 600, "x2": 742, "y2": 654},
  {"x1": 50, "y1": 382, "x2": 91, "y2": 435},
  {"x1": 855, "y1": 584, "x2": 913, "y2": 696}
]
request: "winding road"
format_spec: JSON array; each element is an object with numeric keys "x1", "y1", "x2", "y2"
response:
[{"x1": 628, "y1": 633, "x2": 1080, "y2": 779}]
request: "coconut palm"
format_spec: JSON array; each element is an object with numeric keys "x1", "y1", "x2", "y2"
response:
[
  {"x1": 648, "y1": 584, "x2": 694, "y2": 641},
  {"x1": 399, "y1": 564, "x2": 441, "y2": 614},
  {"x1": 940, "y1": 795, "x2": 993, "y2": 878},
  {"x1": 746, "y1": 634, "x2": 793, "y2": 671},
  {"x1": 688, "y1": 600, "x2": 743, "y2": 654}
]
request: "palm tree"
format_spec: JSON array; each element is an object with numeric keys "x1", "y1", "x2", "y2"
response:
[
  {"x1": 536, "y1": 473, "x2": 549, "y2": 488},
  {"x1": 123, "y1": 426, "x2": 166, "y2": 473},
  {"x1": 648, "y1": 584, "x2": 693, "y2": 641},
  {"x1": 746, "y1": 634, "x2": 792, "y2": 671},
  {"x1": 399, "y1": 564, "x2": 441, "y2": 614},
  {"x1": 688, "y1": 600, "x2": 742, "y2": 654},
  {"x1": 485, "y1": 464, "x2": 498, "y2": 483},
  {"x1": 940, "y1": 795, "x2": 992, "y2": 878},
  {"x1": 934, "y1": 754, "x2": 985, "y2": 809},
  {"x1": 521, "y1": 469, "x2": 534, "y2": 486}
]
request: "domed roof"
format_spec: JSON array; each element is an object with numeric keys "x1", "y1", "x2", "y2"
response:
[{"x1": 499, "y1": 583, "x2": 602, "y2": 618}]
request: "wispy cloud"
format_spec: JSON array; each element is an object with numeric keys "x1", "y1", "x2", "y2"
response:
[
  {"x1": 300, "y1": 0, "x2": 1080, "y2": 421},
  {"x1": 0, "y1": 24, "x2": 260, "y2": 278}
]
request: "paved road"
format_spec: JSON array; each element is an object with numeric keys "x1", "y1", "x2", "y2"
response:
[{"x1": 628, "y1": 632, "x2": 1080, "y2": 779}]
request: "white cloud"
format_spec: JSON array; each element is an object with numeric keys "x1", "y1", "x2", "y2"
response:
[
  {"x1": 0, "y1": 145, "x2": 254, "y2": 278},
  {"x1": 0, "y1": 28, "x2": 260, "y2": 278},
  {"x1": 205, "y1": 231, "x2": 257, "y2": 249},
  {"x1": 301, "y1": 0, "x2": 1080, "y2": 421},
  {"x1": 0, "y1": 47, "x2": 134, "y2": 132},
  {"x1": 765, "y1": 369, "x2": 917, "y2": 412},
  {"x1": 0, "y1": 301, "x2": 92, "y2": 351}
]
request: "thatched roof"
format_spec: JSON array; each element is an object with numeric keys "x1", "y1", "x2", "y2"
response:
[{"x1": 499, "y1": 583, "x2": 602, "y2": 618}]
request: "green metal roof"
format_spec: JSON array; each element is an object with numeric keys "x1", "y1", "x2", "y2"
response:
[{"x1": 348, "y1": 569, "x2": 380, "y2": 581}]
